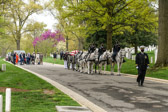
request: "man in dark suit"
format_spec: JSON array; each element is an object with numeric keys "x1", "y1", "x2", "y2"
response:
[
  {"x1": 13, "y1": 52, "x2": 16, "y2": 65},
  {"x1": 112, "y1": 41, "x2": 120, "y2": 62},
  {"x1": 136, "y1": 46, "x2": 149, "y2": 86},
  {"x1": 98, "y1": 43, "x2": 106, "y2": 61},
  {"x1": 88, "y1": 44, "x2": 95, "y2": 54}
]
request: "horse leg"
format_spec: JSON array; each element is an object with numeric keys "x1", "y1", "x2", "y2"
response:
[
  {"x1": 104, "y1": 63, "x2": 106, "y2": 75},
  {"x1": 117, "y1": 62, "x2": 121, "y2": 76},
  {"x1": 98, "y1": 63, "x2": 101, "y2": 74},
  {"x1": 111, "y1": 63, "x2": 115, "y2": 75},
  {"x1": 91, "y1": 62, "x2": 93, "y2": 74},
  {"x1": 87, "y1": 61, "x2": 90, "y2": 74},
  {"x1": 95, "y1": 62, "x2": 97, "y2": 74}
]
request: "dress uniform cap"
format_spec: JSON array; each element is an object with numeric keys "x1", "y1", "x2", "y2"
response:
[{"x1": 140, "y1": 46, "x2": 145, "y2": 49}]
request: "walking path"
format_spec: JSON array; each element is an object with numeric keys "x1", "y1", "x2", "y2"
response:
[{"x1": 19, "y1": 62, "x2": 168, "y2": 112}]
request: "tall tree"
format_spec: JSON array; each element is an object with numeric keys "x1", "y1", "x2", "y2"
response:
[
  {"x1": 22, "y1": 21, "x2": 47, "y2": 52},
  {"x1": 6, "y1": 0, "x2": 43, "y2": 50},
  {"x1": 156, "y1": 0, "x2": 168, "y2": 67},
  {"x1": 63, "y1": 0, "x2": 135, "y2": 51}
]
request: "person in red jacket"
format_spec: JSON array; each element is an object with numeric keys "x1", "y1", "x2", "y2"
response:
[{"x1": 15, "y1": 53, "x2": 19, "y2": 64}]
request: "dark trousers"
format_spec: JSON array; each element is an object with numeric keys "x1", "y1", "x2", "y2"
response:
[
  {"x1": 13, "y1": 59, "x2": 16, "y2": 65},
  {"x1": 137, "y1": 69, "x2": 146, "y2": 85},
  {"x1": 112, "y1": 52, "x2": 117, "y2": 61}
]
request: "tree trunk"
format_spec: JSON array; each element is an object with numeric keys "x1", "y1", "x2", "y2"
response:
[
  {"x1": 16, "y1": 39, "x2": 20, "y2": 50},
  {"x1": 155, "y1": 0, "x2": 168, "y2": 67},
  {"x1": 135, "y1": 45, "x2": 138, "y2": 54},
  {"x1": 66, "y1": 36, "x2": 68, "y2": 51},
  {"x1": 78, "y1": 38, "x2": 84, "y2": 51},
  {"x1": 1, "y1": 48, "x2": 6, "y2": 57},
  {"x1": 106, "y1": 24, "x2": 113, "y2": 51}
]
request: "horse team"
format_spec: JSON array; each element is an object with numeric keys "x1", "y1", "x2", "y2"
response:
[{"x1": 66, "y1": 48, "x2": 126, "y2": 75}]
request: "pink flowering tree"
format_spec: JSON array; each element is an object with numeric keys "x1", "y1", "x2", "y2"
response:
[{"x1": 32, "y1": 30, "x2": 65, "y2": 56}]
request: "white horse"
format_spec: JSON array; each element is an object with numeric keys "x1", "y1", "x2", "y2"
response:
[
  {"x1": 75, "y1": 51, "x2": 83, "y2": 71},
  {"x1": 86, "y1": 48, "x2": 99, "y2": 74},
  {"x1": 98, "y1": 50, "x2": 111, "y2": 74},
  {"x1": 79, "y1": 51, "x2": 88, "y2": 73},
  {"x1": 111, "y1": 49, "x2": 126, "y2": 75}
]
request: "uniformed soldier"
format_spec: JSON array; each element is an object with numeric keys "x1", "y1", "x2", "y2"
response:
[
  {"x1": 88, "y1": 44, "x2": 96, "y2": 54},
  {"x1": 63, "y1": 51, "x2": 69, "y2": 69},
  {"x1": 112, "y1": 41, "x2": 121, "y2": 62},
  {"x1": 98, "y1": 43, "x2": 106, "y2": 61},
  {"x1": 136, "y1": 46, "x2": 149, "y2": 86}
]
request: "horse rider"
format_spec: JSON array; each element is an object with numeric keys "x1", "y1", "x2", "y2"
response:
[
  {"x1": 98, "y1": 43, "x2": 106, "y2": 61},
  {"x1": 87, "y1": 43, "x2": 95, "y2": 58},
  {"x1": 112, "y1": 41, "x2": 121, "y2": 62},
  {"x1": 88, "y1": 43, "x2": 96, "y2": 54},
  {"x1": 136, "y1": 46, "x2": 149, "y2": 86}
]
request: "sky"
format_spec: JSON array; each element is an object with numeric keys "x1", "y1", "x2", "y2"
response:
[
  {"x1": 29, "y1": 10, "x2": 58, "y2": 31},
  {"x1": 26, "y1": 0, "x2": 58, "y2": 31}
]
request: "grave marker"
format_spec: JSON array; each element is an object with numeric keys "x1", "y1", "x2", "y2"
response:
[{"x1": 5, "y1": 88, "x2": 11, "y2": 112}]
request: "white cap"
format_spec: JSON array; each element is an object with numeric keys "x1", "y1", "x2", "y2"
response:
[{"x1": 140, "y1": 46, "x2": 145, "y2": 49}]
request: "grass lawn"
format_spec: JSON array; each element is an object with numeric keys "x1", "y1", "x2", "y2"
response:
[
  {"x1": 44, "y1": 52, "x2": 168, "y2": 80},
  {"x1": 43, "y1": 57, "x2": 64, "y2": 65},
  {"x1": 0, "y1": 59, "x2": 79, "y2": 112}
]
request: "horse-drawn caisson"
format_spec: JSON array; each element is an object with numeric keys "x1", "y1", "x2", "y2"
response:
[{"x1": 64, "y1": 42, "x2": 127, "y2": 76}]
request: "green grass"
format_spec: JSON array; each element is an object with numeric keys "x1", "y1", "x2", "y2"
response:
[
  {"x1": 43, "y1": 57, "x2": 64, "y2": 65},
  {"x1": 0, "y1": 59, "x2": 79, "y2": 112},
  {"x1": 43, "y1": 52, "x2": 168, "y2": 80}
]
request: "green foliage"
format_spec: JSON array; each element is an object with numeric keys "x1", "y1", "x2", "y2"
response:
[
  {"x1": 85, "y1": 30, "x2": 107, "y2": 49},
  {"x1": 22, "y1": 21, "x2": 47, "y2": 53},
  {"x1": 53, "y1": 0, "x2": 158, "y2": 50},
  {"x1": 5, "y1": 0, "x2": 44, "y2": 50}
]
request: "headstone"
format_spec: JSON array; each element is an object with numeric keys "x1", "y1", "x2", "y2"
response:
[
  {"x1": 56, "y1": 106, "x2": 92, "y2": 112},
  {"x1": 138, "y1": 46, "x2": 141, "y2": 52},
  {"x1": 151, "y1": 57, "x2": 153, "y2": 63},
  {"x1": 57, "y1": 55, "x2": 60, "y2": 59},
  {"x1": 127, "y1": 49, "x2": 132, "y2": 59},
  {"x1": 144, "y1": 47, "x2": 148, "y2": 52},
  {"x1": 132, "y1": 55, "x2": 135, "y2": 60},
  {"x1": 5, "y1": 88, "x2": 11, "y2": 112},
  {"x1": 155, "y1": 49, "x2": 158, "y2": 63},
  {"x1": 0, "y1": 95, "x2": 2, "y2": 112},
  {"x1": 131, "y1": 48, "x2": 135, "y2": 54},
  {"x1": 50, "y1": 53, "x2": 53, "y2": 58},
  {"x1": 2, "y1": 64, "x2": 6, "y2": 71},
  {"x1": 149, "y1": 45, "x2": 152, "y2": 52}
]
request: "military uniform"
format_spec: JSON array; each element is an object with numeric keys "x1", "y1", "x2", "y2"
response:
[
  {"x1": 63, "y1": 52, "x2": 69, "y2": 69},
  {"x1": 88, "y1": 45, "x2": 95, "y2": 54},
  {"x1": 98, "y1": 45, "x2": 106, "y2": 60},
  {"x1": 136, "y1": 51, "x2": 149, "y2": 86},
  {"x1": 112, "y1": 44, "x2": 120, "y2": 62}
]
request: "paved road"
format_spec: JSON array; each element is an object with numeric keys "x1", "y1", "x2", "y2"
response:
[{"x1": 20, "y1": 63, "x2": 168, "y2": 112}]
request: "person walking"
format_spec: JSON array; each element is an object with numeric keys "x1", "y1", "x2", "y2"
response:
[
  {"x1": 63, "y1": 51, "x2": 68, "y2": 69},
  {"x1": 19, "y1": 53, "x2": 23, "y2": 65},
  {"x1": 53, "y1": 52, "x2": 57, "y2": 62},
  {"x1": 13, "y1": 52, "x2": 16, "y2": 65},
  {"x1": 40, "y1": 53, "x2": 43, "y2": 65},
  {"x1": 16, "y1": 53, "x2": 19, "y2": 64},
  {"x1": 136, "y1": 46, "x2": 149, "y2": 86}
]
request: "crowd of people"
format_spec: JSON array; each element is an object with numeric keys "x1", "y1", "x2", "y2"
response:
[{"x1": 7, "y1": 52, "x2": 43, "y2": 65}]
